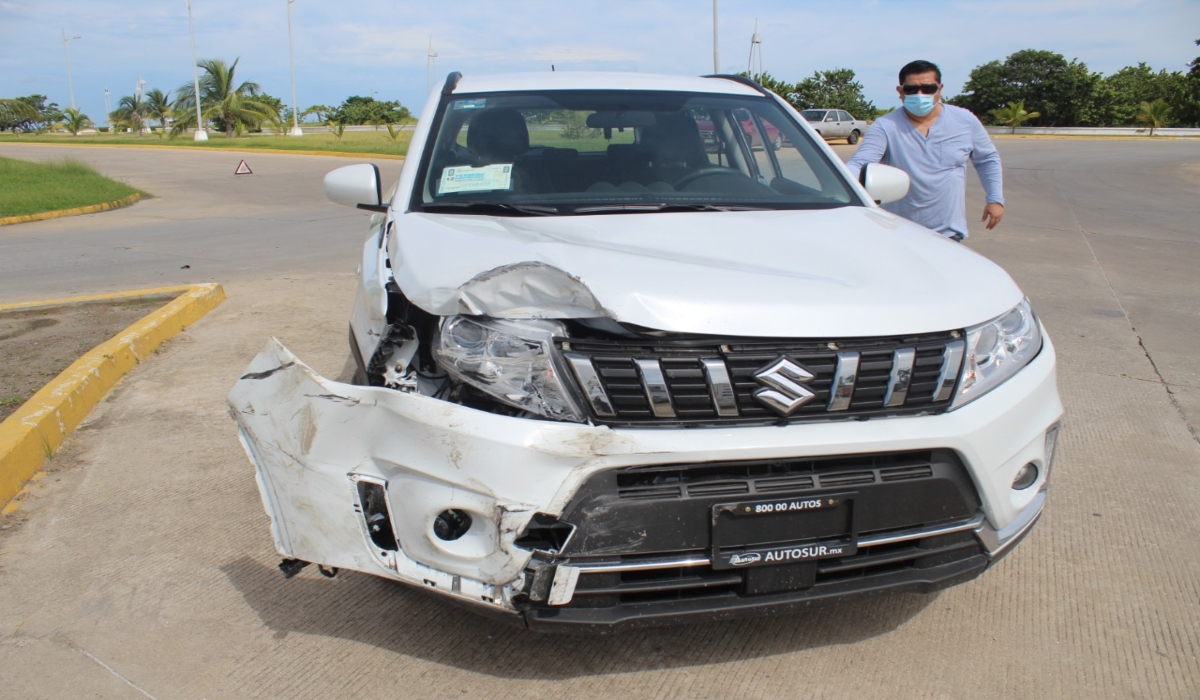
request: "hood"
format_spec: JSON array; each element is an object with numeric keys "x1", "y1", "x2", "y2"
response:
[{"x1": 390, "y1": 206, "x2": 1023, "y2": 338}]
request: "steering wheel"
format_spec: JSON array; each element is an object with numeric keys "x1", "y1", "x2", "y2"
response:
[{"x1": 672, "y1": 167, "x2": 744, "y2": 190}]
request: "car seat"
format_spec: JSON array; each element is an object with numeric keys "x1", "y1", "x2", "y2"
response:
[
  {"x1": 639, "y1": 112, "x2": 710, "y2": 184},
  {"x1": 467, "y1": 108, "x2": 530, "y2": 164}
]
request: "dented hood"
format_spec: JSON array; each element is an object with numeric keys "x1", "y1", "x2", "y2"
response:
[{"x1": 391, "y1": 207, "x2": 1022, "y2": 337}]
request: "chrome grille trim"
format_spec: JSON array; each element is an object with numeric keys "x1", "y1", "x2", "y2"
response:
[
  {"x1": 635, "y1": 358, "x2": 676, "y2": 418},
  {"x1": 557, "y1": 331, "x2": 963, "y2": 425},
  {"x1": 933, "y1": 340, "x2": 966, "y2": 402},
  {"x1": 884, "y1": 348, "x2": 916, "y2": 407},
  {"x1": 827, "y1": 351, "x2": 860, "y2": 411},
  {"x1": 564, "y1": 353, "x2": 617, "y2": 417},
  {"x1": 700, "y1": 358, "x2": 739, "y2": 417},
  {"x1": 567, "y1": 513, "x2": 986, "y2": 573}
]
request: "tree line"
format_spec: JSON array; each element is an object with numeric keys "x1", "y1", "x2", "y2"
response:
[
  {"x1": 749, "y1": 41, "x2": 1200, "y2": 129},
  {"x1": 0, "y1": 57, "x2": 414, "y2": 137},
  {"x1": 948, "y1": 44, "x2": 1200, "y2": 128}
]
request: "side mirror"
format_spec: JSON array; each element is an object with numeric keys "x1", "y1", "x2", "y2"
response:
[
  {"x1": 324, "y1": 164, "x2": 387, "y2": 212},
  {"x1": 859, "y1": 163, "x2": 910, "y2": 205}
]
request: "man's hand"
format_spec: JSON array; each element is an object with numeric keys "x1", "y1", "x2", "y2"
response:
[{"x1": 982, "y1": 202, "x2": 1005, "y2": 230}]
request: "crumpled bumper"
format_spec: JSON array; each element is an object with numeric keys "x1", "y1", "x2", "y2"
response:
[{"x1": 228, "y1": 337, "x2": 1061, "y2": 620}]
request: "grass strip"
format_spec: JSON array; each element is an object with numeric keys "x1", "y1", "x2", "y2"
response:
[
  {"x1": 0, "y1": 129, "x2": 412, "y2": 157},
  {"x1": 0, "y1": 156, "x2": 142, "y2": 218}
]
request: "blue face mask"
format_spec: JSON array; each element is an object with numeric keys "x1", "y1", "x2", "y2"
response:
[{"x1": 904, "y1": 94, "x2": 936, "y2": 117}]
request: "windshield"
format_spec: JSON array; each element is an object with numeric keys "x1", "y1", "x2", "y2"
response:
[{"x1": 411, "y1": 89, "x2": 860, "y2": 215}]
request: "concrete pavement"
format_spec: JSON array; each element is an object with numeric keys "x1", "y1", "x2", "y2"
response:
[{"x1": 0, "y1": 141, "x2": 1198, "y2": 697}]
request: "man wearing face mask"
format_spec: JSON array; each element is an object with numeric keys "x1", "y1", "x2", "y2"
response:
[{"x1": 846, "y1": 60, "x2": 1004, "y2": 241}]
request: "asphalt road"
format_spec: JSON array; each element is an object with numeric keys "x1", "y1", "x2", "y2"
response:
[
  {"x1": 1, "y1": 139, "x2": 1199, "y2": 698},
  {"x1": 0, "y1": 145, "x2": 405, "y2": 301}
]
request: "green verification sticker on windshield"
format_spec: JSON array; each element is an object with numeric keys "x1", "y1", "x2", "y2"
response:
[{"x1": 439, "y1": 164, "x2": 514, "y2": 193}]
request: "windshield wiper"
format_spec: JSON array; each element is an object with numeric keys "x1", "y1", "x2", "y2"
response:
[
  {"x1": 422, "y1": 202, "x2": 559, "y2": 216},
  {"x1": 571, "y1": 203, "x2": 770, "y2": 214}
]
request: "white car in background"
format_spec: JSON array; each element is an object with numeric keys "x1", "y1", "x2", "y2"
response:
[
  {"x1": 802, "y1": 109, "x2": 869, "y2": 144},
  {"x1": 230, "y1": 71, "x2": 1062, "y2": 632}
]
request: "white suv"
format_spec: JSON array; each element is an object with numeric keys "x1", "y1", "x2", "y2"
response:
[{"x1": 230, "y1": 71, "x2": 1062, "y2": 632}]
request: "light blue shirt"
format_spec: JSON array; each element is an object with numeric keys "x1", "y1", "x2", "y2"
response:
[{"x1": 846, "y1": 104, "x2": 1003, "y2": 239}]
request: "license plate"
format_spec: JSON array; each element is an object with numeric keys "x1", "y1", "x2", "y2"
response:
[{"x1": 710, "y1": 495, "x2": 857, "y2": 570}]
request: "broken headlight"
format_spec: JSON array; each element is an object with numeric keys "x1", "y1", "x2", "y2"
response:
[
  {"x1": 434, "y1": 316, "x2": 585, "y2": 422},
  {"x1": 952, "y1": 298, "x2": 1043, "y2": 409}
]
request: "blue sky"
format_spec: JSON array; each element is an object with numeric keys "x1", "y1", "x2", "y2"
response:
[{"x1": 2, "y1": 0, "x2": 1198, "y2": 122}]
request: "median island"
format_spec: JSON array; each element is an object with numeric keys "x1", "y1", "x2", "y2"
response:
[{"x1": 0, "y1": 156, "x2": 143, "y2": 222}]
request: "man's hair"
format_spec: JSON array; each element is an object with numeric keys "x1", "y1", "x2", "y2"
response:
[{"x1": 899, "y1": 60, "x2": 942, "y2": 84}]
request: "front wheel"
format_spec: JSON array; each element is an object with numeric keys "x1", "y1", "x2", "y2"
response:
[{"x1": 847, "y1": 130, "x2": 860, "y2": 145}]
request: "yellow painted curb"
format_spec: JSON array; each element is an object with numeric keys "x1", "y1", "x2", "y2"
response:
[
  {"x1": 0, "y1": 141, "x2": 407, "y2": 160},
  {"x1": 0, "y1": 283, "x2": 226, "y2": 507},
  {"x1": 0, "y1": 193, "x2": 141, "y2": 227}
]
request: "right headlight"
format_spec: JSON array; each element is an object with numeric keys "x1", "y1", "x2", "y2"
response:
[
  {"x1": 433, "y1": 316, "x2": 585, "y2": 422},
  {"x1": 951, "y1": 298, "x2": 1043, "y2": 409}
]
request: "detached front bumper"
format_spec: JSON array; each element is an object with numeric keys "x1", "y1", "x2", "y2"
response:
[{"x1": 228, "y1": 338, "x2": 1061, "y2": 630}]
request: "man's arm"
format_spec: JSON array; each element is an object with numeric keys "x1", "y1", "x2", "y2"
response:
[
  {"x1": 845, "y1": 121, "x2": 888, "y2": 181},
  {"x1": 967, "y1": 114, "x2": 1005, "y2": 229}
]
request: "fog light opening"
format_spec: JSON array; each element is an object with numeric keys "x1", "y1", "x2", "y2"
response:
[
  {"x1": 434, "y1": 509, "x2": 473, "y2": 541},
  {"x1": 1012, "y1": 462, "x2": 1039, "y2": 490}
]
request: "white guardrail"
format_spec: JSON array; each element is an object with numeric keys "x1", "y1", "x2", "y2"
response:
[{"x1": 985, "y1": 126, "x2": 1200, "y2": 137}]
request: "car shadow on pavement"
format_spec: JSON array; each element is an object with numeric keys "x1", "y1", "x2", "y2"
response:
[{"x1": 221, "y1": 555, "x2": 935, "y2": 679}]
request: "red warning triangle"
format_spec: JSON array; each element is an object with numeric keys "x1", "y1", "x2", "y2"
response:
[{"x1": 234, "y1": 159, "x2": 253, "y2": 175}]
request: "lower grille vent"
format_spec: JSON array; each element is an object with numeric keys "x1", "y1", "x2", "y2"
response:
[{"x1": 615, "y1": 451, "x2": 936, "y2": 501}]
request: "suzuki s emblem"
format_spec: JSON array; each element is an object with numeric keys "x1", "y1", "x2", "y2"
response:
[{"x1": 753, "y1": 357, "x2": 816, "y2": 415}]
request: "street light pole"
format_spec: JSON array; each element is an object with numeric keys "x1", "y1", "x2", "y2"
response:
[
  {"x1": 104, "y1": 87, "x2": 111, "y2": 130},
  {"x1": 61, "y1": 29, "x2": 82, "y2": 110},
  {"x1": 712, "y1": 0, "x2": 719, "y2": 74},
  {"x1": 286, "y1": 0, "x2": 303, "y2": 136},
  {"x1": 427, "y1": 37, "x2": 437, "y2": 95},
  {"x1": 186, "y1": 0, "x2": 207, "y2": 141}
]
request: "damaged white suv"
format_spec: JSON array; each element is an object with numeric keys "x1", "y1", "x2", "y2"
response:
[{"x1": 229, "y1": 71, "x2": 1062, "y2": 631}]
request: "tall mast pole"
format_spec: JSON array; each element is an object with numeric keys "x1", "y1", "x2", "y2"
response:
[
  {"x1": 287, "y1": 0, "x2": 303, "y2": 136},
  {"x1": 187, "y1": 0, "x2": 208, "y2": 141},
  {"x1": 712, "y1": 0, "x2": 719, "y2": 73}
]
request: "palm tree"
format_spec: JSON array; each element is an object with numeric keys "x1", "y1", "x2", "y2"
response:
[
  {"x1": 144, "y1": 88, "x2": 173, "y2": 131},
  {"x1": 56, "y1": 106, "x2": 93, "y2": 136},
  {"x1": 172, "y1": 57, "x2": 281, "y2": 138},
  {"x1": 992, "y1": 100, "x2": 1041, "y2": 134},
  {"x1": 1136, "y1": 99, "x2": 1171, "y2": 136},
  {"x1": 109, "y1": 94, "x2": 149, "y2": 137},
  {"x1": 0, "y1": 98, "x2": 39, "y2": 132}
]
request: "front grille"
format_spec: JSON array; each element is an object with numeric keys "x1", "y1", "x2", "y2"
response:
[{"x1": 559, "y1": 331, "x2": 964, "y2": 426}]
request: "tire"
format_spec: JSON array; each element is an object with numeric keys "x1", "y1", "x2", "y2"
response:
[
  {"x1": 847, "y1": 130, "x2": 860, "y2": 145},
  {"x1": 772, "y1": 133, "x2": 783, "y2": 150}
]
